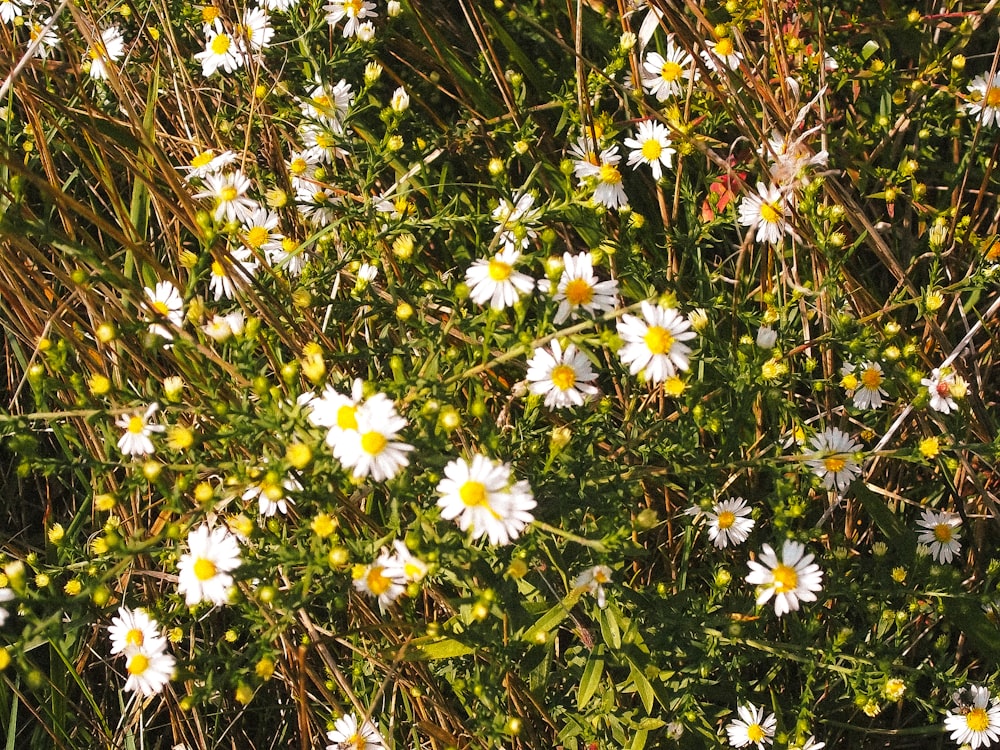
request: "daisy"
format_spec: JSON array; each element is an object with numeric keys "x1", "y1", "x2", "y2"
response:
[
  {"x1": 122, "y1": 645, "x2": 176, "y2": 697},
  {"x1": 194, "y1": 19, "x2": 246, "y2": 77},
  {"x1": 738, "y1": 182, "x2": 795, "y2": 245},
  {"x1": 590, "y1": 146, "x2": 629, "y2": 210},
  {"x1": 27, "y1": 16, "x2": 61, "y2": 60},
  {"x1": 436, "y1": 454, "x2": 536, "y2": 545},
  {"x1": 792, "y1": 737, "x2": 825, "y2": 750},
  {"x1": 325, "y1": 0, "x2": 377, "y2": 38},
  {"x1": 568, "y1": 134, "x2": 602, "y2": 184},
  {"x1": 492, "y1": 193, "x2": 540, "y2": 252},
  {"x1": 745, "y1": 540, "x2": 824, "y2": 617},
  {"x1": 329, "y1": 396, "x2": 413, "y2": 481},
  {"x1": 922, "y1": 367, "x2": 967, "y2": 414},
  {"x1": 295, "y1": 182, "x2": 339, "y2": 225},
  {"x1": 241, "y1": 207, "x2": 284, "y2": 255},
  {"x1": 108, "y1": 606, "x2": 167, "y2": 656},
  {"x1": 574, "y1": 565, "x2": 612, "y2": 608},
  {"x1": 726, "y1": 704, "x2": 777, "y2": 749},
  {"x1": 300, "y1": 79, "x2": 354, "y2": 127},
  {"x1": 641, "y1": 38, "x2": 695, "y2": 101},
  {"x1": 389, "y1": 539, "x2": 428, "y2": 583},
  {"x1": 915, "y1": 508, "x2": 962, "y2": 564},
  {"x1": 804, "y1": 427, "x2": 862, "y2": 493},
  {"x1": 326, "y1": 713, "x2": 386, "y2": 750},
  {"x1": 624, "y1": 119, "x2": 675, "y2": 180},
  {"x1": 116, "y1": 403, "x2": 165, "y2": 457},
  {"x1": 243, "y1": 473, "x2": 301, "y2": 517},
  {"x1": 945, "y1": 685, "x2": 1000, "y2": 749},
  {"x1": 202, "y1": 310, "x2": 245, "y2": 342},
  {"x1": 706, "y1": 497, "x2": 755, "y2": 549},
  {"x1": 0, "y1": 587, "x2": 14, "y2": 627},
  {"x1": 179, "y1": 149, "x2": 238, "y2": 182},
  {"x1": 353, "y1": 550, "x2": 407, "y2": 610},
  {"x1": 263, "y1": 0, "x2": 299, "y2": 10},
  {"x1": 304, "y1": 378, "x2": 363, "y2": 429},
  {"x1": 88, "y1": 26, "x2": 125, "y2": 81},
  {"x1": 194, "y1": 170, "x2": 257, "y2": 224},
  {"x1": 840, "y1": 361, "x2": 887, "y2": 410},
  {"x1": 176, "y1": 523, "x2": 242, "y2": 607},
  {"x1": 525, "y1": 339, "x2": 599, "y2": 409},
  {"x1": 209, "y1": 248, "x2": 258, "y2": 301},
  {"x1": 755, "y1": 325, "x2": 777, "y2": 349},
  {"x1": 965, "y1": 74, "x2": 1000, "y2": 129},
  {"x1": 143, "y1": 280, "x2": 183, "y2": 341},
  {"x1": 0, "y1": 0, "x2": 25, "y2": 24},
  {"x1": 550, "y1": 251, "x2": 618, "y2": 324},
  {"x1": 267, "y1": 237, "x2": 309, "y2": 276},
  {"x1": 465, "y1": 247, "x2": 536, "y2": 311},
  {"x1": 701, "y1": 35, "x2": 743, "y2": 71},
  {"x1": 240, "y1": 6, "x2": 274, "y2": 51},
  {"x1": 616, "y1": 301, "x2": 697, "y2": 384}
]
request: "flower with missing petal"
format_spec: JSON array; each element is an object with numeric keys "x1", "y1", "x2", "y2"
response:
[
  {"x1": 945, "y1": 685, "x2": 1000, "y2": 749},
  {"x1": 804, "y1": 427, "x2": 862, "y2": 493},
  {"x1": 745, "y1": 540, "x2": 823, "y2": 617},
  {"x1": 726, "y1": 703, "x2": 776, "y2": 748}
]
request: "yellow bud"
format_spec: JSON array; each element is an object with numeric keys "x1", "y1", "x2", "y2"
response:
[
  {"x1": 286, "y1": 443, "x2": 312, "y2": 469},
  {"x1": 96, "y1": 323, "x2": 117, "y2": 343},
  {"x1": 47, "y1": 523, "x2": 64, "y2": 544},
  {"x1": 64, "y1": 579, "x2": 82, "y2": 596},
  {"x1": 311, "y1": 513, "x2": 337, "y2": 538},
  {"x1": 235, "y1": 683, "x2": 254, "y2": 705},
  {"x1": 88, "y1": 374, "x2": 111, "y2": 396},
  {"x1": 256, "y1": 657, "x2": 275, "y2": 680},
  {"x1": 0, "y1": 647, "x2": 10, "y2": 671}
]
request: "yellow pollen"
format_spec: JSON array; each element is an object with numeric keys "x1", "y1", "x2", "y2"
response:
[
  {"x1": 771, "y1": 563, "x2": 798, "y2": 593},
  {"x1": 861, "y1": 367, "x2": 882, "y2": 389},
  {"x1": 191, "y1": 151, "x2": 214, "y2": 168},
  {"x1": 641, "y1": 139, "x2": 663, "y2": 161},
  {"x1": 488, "y1": 259, "x2": 513, "y2": 281},
  {"x1": 986, "y1": 87, "x2": 1000, "y2": 108},
  {"x1": 193, "y1": 557, "x2": 217, "y2": 581},
  {"x1": 967, "y1": 707, "x2": 990, "y2": 732},
  {"x1": 126, "y1": 653, "x2": 149, "y2": 675},
  {"x1": 345, "y1": 0, "x2": 363, "y2": 15},
  {"x1": 313, "y1": 190, "x2": 329, "y2": 204},
  {"x1": 746, "y1": 724, "x2": 765, "y2": 743},
  {"x1": 550, "y1": 364, "x2": 577, "y2": 391},
  {"x1": 88, "y1": 42, "x2": 106, "y2": 60},
  {"x1": 202, "y1": 6, "x2": 221, "y2": 24},
  {"x1": 127, "y1": 415, "x2": 145, "y2": 434},
  {"x1": 290, "y1": 158, "x2": 307, "y2": 174},
  {"x1": 715, "y1": 38, "x2": 734, "y2": 56},
  {"x1": 125, "y1": 628, "x2": 144, "y2": 647},
  {"x1": 459, "y1": 480, "x2": 488, "y2": 507},
  {"x1": 314, "y1": 132, "x2": 334, "y2": 149},
  {"x1": 245, "y1": 226, "x2": 269, "y2": 248},
  {"x1": 360, "y1": 431, "x2": 387, "y2": 455},
  {"x1": 823, "y1": 456, "x2": 846, "y2": 473},
  {"x1": 211, "y1": 261, "x2": 226, "y2": 277},
  {"x1": 366, "y1": 566, "x2": 391, "y2": 595},
  {"x1": 564, "y1": 277, "x2": 594, "y2": 305},
  {"x1": 599, "y1": 163, "x2": 622, "y2": 185},
  {"x1": 313, "y1": 95, "x2": 332, "y2": 109},
  {"x1": 644, "y1": 325, "x2": 674, "y2": 355},
  {"x1": 219, "y1": 185, "x2": 238, "y2": 202},
  {"x1": 840, "y1": 373, "x2": 858, "y2": 391},
  {"x1": 759, "y1": 201, "x2": 782, "y2": 224},
  {"x1": 151, "y1": 300, "x2": 170, "y2": 315},
  {"x1": 716, "y1": 511, "x2": 736, "y2": 530},
  {"x1": 336, "y1": 405, "x2": 358, "y2": 430},
  {"x1": 210, "y1": 32, "x2": 231, "y2": 55},
  {"x1": 933, "y1": 523, "x2": 953, "y2": 543},
  {"x1": 660, "y1": 61, "x2": 683, "y2": 82}
]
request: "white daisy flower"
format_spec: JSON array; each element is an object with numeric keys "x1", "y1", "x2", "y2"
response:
[
  {"x1": 436, "y1": 454, "x2": 536, "y2": 545},
  {"x1": 180, "y1": 149, "x2": 238, "y2": 182},
  {"x1": 745, "y1": 540, "x2": 824, "y2": 617},
  {"x1": 915, "y1": 508, "x2": 962, "y2": 564},
  {"x1": 804, "y1": 427, "x2": 862, "y2": 493},
  {"x1": 526, "y1": 339, "x2": 599, "y2": 409},
  {"x1": 122, "y1": 645, "x2": 175, "y2": 697},
  {"x1": 116, "y1": 403, "x2": 165, "y2": 457},
  {"x1": 966, "y1": 74, "x2": 1000, "y2": 129},
  {"x1": 790, "y1": 736, "x2": 825, "y2": 750},
  {"x1": 389, "y1": 539, "x2": 428, "y2": 583},
  {"x1": 701, "y1": 36, "x2": 743, "y2": 71},
  {"x1": 549, "y1": 251, "x2": 618, "y2": 325},
  {"x1": 328, "y1": 396, "x2": 413, "y2": 481},
  {"x1": 209, "y1": 248, "x2": 258, "y2": 301},
  {"x1": 143, "y1": 280, "x2": 183, "y2": 341},
  {"x1": 590, "y1": 146, "x2": 629, "y2": 210},
  {"x1": 88, "y1": 26, "x2": 125, "y2": 81},
  {"x1": 568, "y1": 134, "x2": 603, "y2": 184},
  {"x1": 266, "y1": 237, "x2": 309, "y2": 275},
  {"x1": 326, "y1": 713, "x2": 386, "y2": 750},
  {"x1": 262, "y1": 0, "x2": 299, "y2": 10},
  {"x1": 108, "y1": 606, "x2": 167, "y2": 656},
  {"x1": 706, "y1": 497, "x2": 755, "y2": 549},
  {"x1": 194, "y1": 19, "x2": 246, "y2": 77},
  {"x1": 300, "y1": 79, "x2": 354, "y2": 127},
  {"x1": 945, "y1": 685, "x2": 1000, "y2": 749},
  {"x1": 240, "y1": 6, "x2": 274, "y2": 51},
  {"x1": 755, "y1": 325, "x2": 778, "y2": 349},
  {"x1": 27, "y1": 16, "x2": 61, "y2": 60},
  {"x1": 325, "y1": 0, "x2": 377, "y2": 38},
  {"x1": 641, "y1": 38, "x2": 696, "y2": 101},
  {"x1": 353, "y1": 550, "x2": 407, "y2": 611},
  {"x1": 616, "y1": 301, "x2": 697, "y2": 384},
  {"x1": 176, "y1": 523, "x2": 242, "y2": 607},
  {"x1": 738, "y1": 182, "x2": 795, "y2": 245},
  {"x1": 465, "y1": 247, "x2": 535, "y2": 311},
  {"x1": 240, "y1": 207, "x2": 284, "y2": 255},
  {"x1": 243, "y1": 473, "x2": 301, "y2": 517},
  {"x1": 202, "y1": 310, "x2": 245, "y2": 342},
  {"x1": 0, "y1": 0, "x2": 25, "y2": 25},
  {"x1": 726, "y1": 703, "x2": 777, "y2": 748},
  {"x1": 922, "y1": 367, "x2": 967, "y2": 414},
  {"x1": 840, "y1": 361, "x2": 887, "y2": 410},
  {"x1": 492, "y1": 193, "x2": 540, "y2": 252},
  {"x1": 0, "y1": 587, "x2": 15, "y2": 627},
  {"x1": 573, "y1": 565, "x2": 612, "y2": 609},
  {"x1": 624, "y1": 119, "x2": 675, "y2": 180},
  {"x1": 390, "y1": 86, "x2": 410, "y2": 113},
  {"x1": 194, "y1": 170, "x2": 257, "y2": 224}
]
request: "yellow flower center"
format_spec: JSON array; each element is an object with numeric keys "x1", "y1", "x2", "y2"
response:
[
  {"x1": 366, "y1": 566, "x2": 391, "y2": 595},
  {"x1": 644, "y1": 325, "x2": 674, "y2": 355},
  {"x1": 360, "y1": 431, "x2": 387, "y2": 455},
  {"x1": 219, "y1": 185, "x2": 238, "y2": 202},
  {"x1": 715, "y1": 38, "x2": 734, "y2": 56},
  {"x1": 127, "y1": 415, "x2": 145, "y2": 434},
  {"x1": 716, "y1": 511, "x2": 736, "y2": 530},
  {"x1": 151, "y1": 300, "x2": 171, "y2": 315},
  {"x1": 312, "y1": 94, "x2": 332, "y2": 109},
  {"x1": 488, "y1": 259, "x2": 513, "y2": 281},
  {"x1": 345, "y1": 0, "x2": 363, "y2": 15},
  {"x1": 245, "y1": 226, "x2": 269, "y2": 248},
  {"x1": 202, "y1": 6, "x2": 221, "y2": 24},
  {"x1": 759, "y1": 201, "x2": 782, "y2": 224},
  {"x1": 986, "y1": 87, "x2": 1000, "y2": 108},
  {"x1": 599, "y1": 163, "x2": 622, "y2": 185},
  {"x1": 664, "y1": 375, "x2": 685, "y2": 397},
  {"x1": 459, "y1": 480, "x2": 488, "y2": 507},
  {"x1": 967, "y1": 707, "x2": 990, "y2": 732},
  {"x1": 191, "y1": 151, "x2": 214, "y2": 168},
  {"x1": 290, "y1": 157, "x2": 307, "y2": 174},
  {"x1": 660, "y1": 61, "x2": 683, "y2": 82},
  {"x1": 211, "y1": 261, "x2": 226, "y2": 278},
  {"x1": 336, "y1": 405, "x2": 358, "y2": 430},
  {"x1": 823, "y1": 456, "x2": 846, "y2": 473},
  {"x1": 193, "y1": 557, "x2": 217, "y2": 581},
  {"x1": 211, "y1": 33, "x2": 231, "y2": 55},
  {"x1": 314, "y1": 132, "x2": 335, "y2": 149},
  {"x1": 772, "y1": 563, "x2": 798, "y2": 593},
  {"x1": 641, "y1": 139, "x2": 662, "y2": 161},
  {"x1": 126, "y1": 653, "x2": 149, "y2": 675},
  {"x1": 860, "y1": 367, "x2": 882, "y2": 389},
  {"x1": 125, "y1": 628, "x2": 144, "y2": 647},
  {"x1": 88, "y1": 42, "x2": 107, "y2": 61},
  {"x1": 840, "y1": 373, "x2": 858, "y2": 390},
  {"x1": 564, "y1": 277, "x2": 594, "y2": 305},
  {"x1": 933, "y1": 523, "x2": 953, "y2": 543},
  {"x1": 746, "y1": 724, "x2": 765, "y2": 743},
  {"x1": 550, "y1": 364, "x2": 577, "y2": 391}
]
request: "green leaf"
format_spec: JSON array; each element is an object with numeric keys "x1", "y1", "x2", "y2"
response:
[
  {"x1": 406, "y1": 636, "x2": 476, "y2": 660},
  {"x1": 521, "y1": 588, "x2": 583, "y2": 642},
  {"x1": 577, "y1": 645, "x2": 605, "y2": 709},
  {"x1": 627, "y1": 658, "x2": 654, "y2": 714},
  {"x1": 627, "y1": 728, "x2": 649, "y2": 750},
  {"x1": 598, "y1": 602, "x2": 623, "y2": 649}
]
